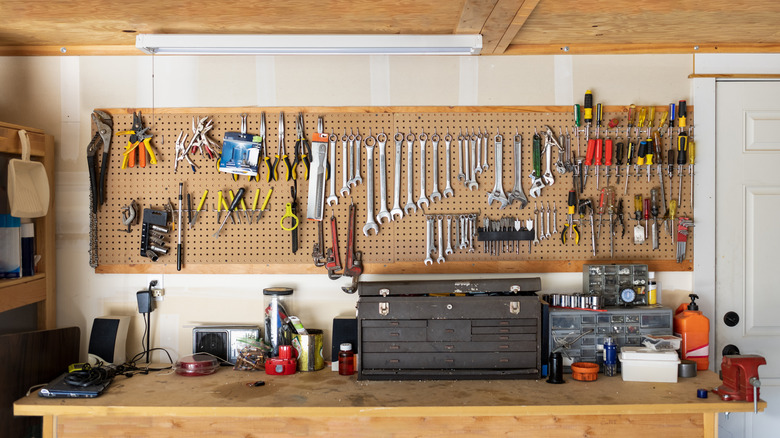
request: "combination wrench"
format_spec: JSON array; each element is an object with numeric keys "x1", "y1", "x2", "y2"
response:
[
  {"x1": 507, "y1": 131, "x2": 528, "y2": 208},
  {"x1": 545, "y1": 202, "x2": 552, "y2": 239},
  {"x1": 482, "y1": 127, "x2": 489, "y2": 171},
  {"x1": 468, "y1": 129, "x2": 479, "y2": 190},
  {"x1": 551, "y1": 201, "x2": 559, "y2": 234},
  {"x1": 445, "y1": 215, "x2": 454, "y2": 255},
  {"x1": 347, "y1": 129, "x2": 355, "y2": 188},
  {"x1": 463, "y1": 129, "x2": 471, "y2": 187},
  {"x1": 351, "y1": 129, "x2": 363, "y2": 187},
  {"x1": 487, "y1": 130, "x2": 509, "y2": 208},
  {"x1": 390, "y1": 131, "x2": 404, "y2": 221},
  {"x1": 429, "y1": 131, "x2": 442, "y2": 202},
  {"x1": 436, "y1": 215, "x2": 445, "y2": 264},
  {"x1": 457, "y1": 130, "x2": 466, "y2": 183},
  {"x1": 326, "y1": 132, "x2": 338, "y2": 206},
  {"x1": 339, "y1": 129, "x2": 350, "y2": 197},
  {"x1": 424, "y1": 216, "x2": 434, "y2": 265},
  {"x1": 416, "y1": 130, "x2": 430, "y2": 210},
  {"x1": 443, "y1": 131, "x2": 454, "y2": 198},
  {"x1": 362, "y1": 133, "x2": 379, "y2": 236},
  {"x1": 375, "y1": 132, "x2": 391, "y2": 224},
  {"x1": 403, "y1": 132, "x2": 417, "y2": 215},
  {"x1": 474, "y1": 128, "x2": 483, "y2": 175}
]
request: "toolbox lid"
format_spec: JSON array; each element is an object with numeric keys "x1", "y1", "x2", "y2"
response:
[
  {"x1": 357, "y1": 278, "x2": 542, "y2": 296},
  {"x1": 620, "y1": 346, "x2": 680, "y2": 361}
]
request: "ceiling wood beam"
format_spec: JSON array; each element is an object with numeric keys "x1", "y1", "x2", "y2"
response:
[
  {"x1": 455, "y1": 0, "x2": 499, "y2": 34},
  {"x1": 493, "y1": 0, "x2": 542, "y2": 54},
  {"x1": 502, "y1": 43, "x2": 780, "y2": 55},
  {"x1": 478, "y1": 0, "x2": 526, "y2": 54}
]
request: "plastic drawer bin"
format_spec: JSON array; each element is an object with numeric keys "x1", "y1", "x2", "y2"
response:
[{"x1": 619, "y1": 347, "x2": 680, "y2": 383}]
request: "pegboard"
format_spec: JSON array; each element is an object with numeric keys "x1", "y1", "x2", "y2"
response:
[{"x1": 93, "y1": 106, "x2": 693, "y2": 273}]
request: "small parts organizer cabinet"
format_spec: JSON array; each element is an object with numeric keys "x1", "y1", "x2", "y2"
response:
[{"x1": 357, "y1": 278, "x2": 543, "y2": 380}]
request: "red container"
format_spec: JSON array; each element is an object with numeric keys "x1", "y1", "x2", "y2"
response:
[{"x1": 265, "y1": 345, "x2": 297, "y2": 375}]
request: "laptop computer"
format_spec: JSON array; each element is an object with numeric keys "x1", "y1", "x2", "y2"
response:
[{"x1": 38, "y1": 372, "x2": 112, "y2": 398}]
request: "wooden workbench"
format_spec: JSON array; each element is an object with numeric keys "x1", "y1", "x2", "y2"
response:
[{"x1": 15, "y1": 368, "x2": 765, "y2": 437}]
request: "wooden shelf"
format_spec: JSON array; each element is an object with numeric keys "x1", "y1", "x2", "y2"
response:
[{"x1": 0, "y1": 275, "x2": 46, "y2": 313}]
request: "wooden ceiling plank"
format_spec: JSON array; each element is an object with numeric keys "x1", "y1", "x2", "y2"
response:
[
  {"x1": 455, "y1": 0, "x2": 499, "y2": 34},
  {"x1": 479, "y1": 0, "x2": 525, "y2": 54},
  {"x1": 493, "y1": 0, "x2": 542, "y2": 54}
]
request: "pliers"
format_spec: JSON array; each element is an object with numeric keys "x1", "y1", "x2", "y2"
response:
[
  {"x1": 87, "y1": 110, "x2": 113, "y2": 213},
  {"x1": 274, "y1": 112, "x2": 292, "y2": 181},
  {"x1": 293, "y1": 113, "x2": 311, "y2": 180}
]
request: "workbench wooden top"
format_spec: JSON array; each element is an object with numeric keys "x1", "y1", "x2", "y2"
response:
[{"x1": 15, "y1": 368, "x2": 764, "y2": 418}]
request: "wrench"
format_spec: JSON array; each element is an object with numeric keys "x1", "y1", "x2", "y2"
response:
[
  {"x1": 404, "y1": 131, "x2": 417, "y2": 215},
  {"x1": 362, "y1": 133, "x2": 379, "y2": 236},
  {"x1": 436, "y1": 215, "x2": 445, "y2": 264},
  {"x1": 347, "y1": 129, "x2": 355, "y2": 188},
  {"x1": 443, "y1": 131, "x2": 454, "y2": 198},
  {"x1": 545, "y1": 202, "x2": 552, "y2": 239},
  {"x1": 507, "y1": 131, "x2": 528, "y2": 208},
  {"x1": 531, "y1": 216, "x2": 539, "y2": 246},
  {"x1": 482, "y1": 127, "x2": 489, "y2": 171},
  {"x1": 312, "y1": 221, "x2": 326, "y2": 267},
  {"x1": 390, "y1": 131, "x2": 404, "y2": 221},
  {"x1": 341, "y1": 202, "x2": 363, "y2": 293},
  {"x1": 445, "y1": 215, "x2": 454, "y2": 255},
  {"x1": 547, "y1": 126, "x2": 566, "y2": 175},
  {"x1": 467, "y1": 214, "x2": 475, "y2": 253},
  {"x1": 457, "y1": 129, "x2": 466, "y2": 182},
  {"x1": 424, "y1": 216, "x2": 434, "y2": 265},
  {"x1": 529, "y1": 130, "x2": 545, "y2": 198},
  {"x1": 429, "y1": 131, "x2": 442, "y2": 202},
  {"x1": 375, "y1": 132, "x2": 391, "y2": 224},
  {"x1": 487, "y1": 130, "x2": 509, "y2": 208},
  {"x1": 339, "y1": 129, "x2": 350, "y2": 197},
  {"x1": 327, "y1": 132, "x2": 339, "y2": 206},
  {"x1": 459, "y1": 215, "x2": 467, "y2": 250},
  {"x1": 416, "y1": 130, "x2": 430, "y2": 210},
  {"x1": 552, "y1": 201, "x2": 559, "y2": 234},
  {"x1": 542, "y1": 133, "x2": 555, "y2": 186},
  {"x1": 536, "y1": 202, "x2": 545, "y2": 240},
  {"x1": 474, "y1": 128, "x2": 483, "y2": 175},
  {"x1": 351, "y1": 129, "x2": 363, "y2": 187},
  {"x1": 467, "y1": 130, "x2": 479, "y2": 190},
  {"x1": 325, "y1": 215, "x2": 342, "y2": 279}
]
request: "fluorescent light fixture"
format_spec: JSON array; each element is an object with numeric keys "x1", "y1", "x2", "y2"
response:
[{"x1": 136, "y1": 34, "x2": 482, "y2": 55}]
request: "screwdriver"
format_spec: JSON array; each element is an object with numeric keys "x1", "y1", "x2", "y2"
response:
[
  {"x1": 624, "y1": 139, "x2": 635, "y2": 194},
  {"x1": 177, "y1": 183, "x2": 183, "y2": 271},
  {"x1": 583, "y1": 90, "x2": 593, "y2": 142},
  {"x1": 565, "y1": 189, "x2": 578, "y2": 243},
  {"x1": 604, "y1": 132, "x2": 614, "y2": 185},
  {"x1": 633, "y1": 194, "x2": 644, "y2": 244},
  {"x1": 231, "y1": 189, "x2": 250, "y2": 223},
  {"x1": 643, "y1": 197, "x2": 651, "y2": 240},
  {"x1": 220, "y1": 193, "x2": 235, "y2": 224},
  {"x1": 584, "y1": 135, "x2": 596, "y2": 189},
  {"x1": 257, "y1": 187, "x2": 273, "y2": 223},
  {"x1": 251, "y1": 188, "x2": 261, "y2": 223},
  {"x1": 651, "y1": 188, "x2": 660, "y2": 250},
  {"x1": 216, "y1": 190, "x2": 224, "y2": 224},
  {"x1": 645, "y1": 136, "x2": 654, "y2": 182},
  {"x1": 689, "y1": 135, "x2": 696, "y2": 212},
  {"x1": 190, "y1": 189, "x2": 208, "y2": 228},
  {"x1": 615, "y1": 141, "x2": 624, "y2": 184},
  {"x1": 652, "y1": 130, "x2": 667, "y2": 211},
  {"x1": 213, "y1": 187, "x2": 245, "y2": 238},
  {"x1": 605, "y1": 186, "x2": 616, "y2": 258},
  {"x1": 597, "y1": 187, "x2": 606, "y2": 239},
  {"x1": 596, "y1": 103, "x2": 603, "y2": 139},
  {"x1": 573, "y1": 104, "x2": 581, "y2": 155},
  {"x1": 666, "y1": 199, "x2": 678, "y2": 236},
  {"x1": 594, "y1": 133, "x2": 603, "y2": 189},
  {"x1": 678, "y1": 100, "x2": 687, "y2": 131},
  {"x1": 228, "y1": 190, "x2": 242, "y2": 224},
  {"x1": 677, "y1": 130, "x2": 689, "y2": 206},
  {"x1": 626, "y1": 104, "x2": 637, "y2": 139},
  {"x1": 636, "y1": 138, "x2": 648, "y2": 181}
]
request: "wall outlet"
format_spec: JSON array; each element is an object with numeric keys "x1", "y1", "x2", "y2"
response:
[
  {"x1": 147, "y1": 274, "x2": 165, "y2": 301},
  {"x1": 151, "y1": 288, "x2": 165, "y2": 300}
]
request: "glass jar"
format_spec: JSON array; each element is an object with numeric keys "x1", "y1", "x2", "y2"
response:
[
  {"x1": 338, "y1": 343, "x2": 355, "y2": 376},
  {"x1": 263, "y1": 287, "x2": 294, "y2": 357}
]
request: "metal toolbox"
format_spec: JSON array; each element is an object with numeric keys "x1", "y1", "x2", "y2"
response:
[
  {"x1": 549, "y1": 306, "x2": 673, "y2": 372},
  {"x1": 357, "y1": 278, "x2": 543, "y2": 380}
]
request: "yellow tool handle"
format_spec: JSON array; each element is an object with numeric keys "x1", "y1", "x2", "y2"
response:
[
  {"x1": 260, "y1": 188, "x2": 273, "y2": 210},
  {"x1": 143, "y1": 139, "x2": 157, "y2": 165},
  {"x1": 196, "y1": 190, "x2": 208, "y2": 212},
  {"x1": 240, "y1": 197, "x2": 248, "y2": 212},
  {"x1": 637, "y1": 107, "x2": 647, "y2": 128},
  {"x1": 647, "y1": 107, "x2": 656, "y2": 128},
  {"x1": 280, "y1": 203, "x2": 299, "y2": 231},
  {"x1": 221, "y1": 193, "x2": 230, "y2": 211},
  {"x1": 217, "y1": 191, "x2": 224, "y2": 212},
  {"x1": 689, "y1": 139, "x2": 695, "y2": 165},
  {"x1": 116, "y1": 130, "x2": 136, "y2": 136},
  {"x1": 121, "y1": 153, "x2": 129, "y2": 169},
  {"x1": 252, "y1": 188, "x2": 261, "y2": 211}
]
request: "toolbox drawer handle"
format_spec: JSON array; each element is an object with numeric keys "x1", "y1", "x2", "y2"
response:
[
  {"x1": 445, "y1": 359, "x2": 454, "y2": 363},
  {"x1": 499, "y1": 358, "x2": 510, "y2": 363},
  {"x1": 499, "y1": 328, "x2": 510, "y2": 333},
  {"x1": 499, "y1": 321, "x2": 509, "y2": 326},
  {"x1": 389, "y1": 359, "x2": 400, "y2": 364},
  {"x1": 445, "y1": 345, "x2": 455, "y2": 350},
  {"x1": 499, "y1": 345, "x2": 509, "y2": 349},
  {"x1": 499, "y1": 336, "x2": 509, "y2": 340},
  {"x1": 445, "y1": 329, "x2": 455, "y2": 333},
  {"x1": 389, "y1": 345, "x2": 400, "y2": 350},
  {"x1": 390, "y1": 332, "x2": 400, "y2": 337},
  {"x1": 389, "y1": 321, "x2": 399, "y2": 326}
]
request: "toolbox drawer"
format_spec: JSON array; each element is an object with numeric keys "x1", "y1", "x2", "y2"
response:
[
  {"x1": 427, "y1": 320, "x2": 471, "y2": 342},
  {"x1": 359, "y1": 296, "x2": 538, "y2": 319},
  {"x1": 362, "y1": 340, "x2": 537, "y2": 353},
  {"x1": 471, "y1": 318, "x2": 537, "y2": 327},
  {"x1": 471, "y1": 333, "x2": 537, "y2": 342},
  {"x1": 362, "y1": 327, "x2": 427, "y2": 342},
  {"x1": 362, "y1": 352, "x2": 537, "y2": 369}
]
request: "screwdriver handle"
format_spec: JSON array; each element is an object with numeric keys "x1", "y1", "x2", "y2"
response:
[
  {"x1": 668, "y1": 199, "x2": 678, "y2": 221},
  {"x1": 217, "y1": 191, "x2": 224, "y2": 213},
  {"x1": 596, "y1": 103, "x2": 603, "y2": 127},
  {"x1": 637, "y1": 140, "x2": 648, "y2": 165},
  {"x1": 595, "y1": 138, "x2": 603, "y2": 164},
  {"x1": 651, "y1": 188, "x2": 659, "y2": 216},
  {"x1": 678, "y1": 100, "x2": 687, "y2": 128},
  {"x1": 197, "y1": 190, "x2": 208, "y2": 212},
  {"x1": 228, "y1": 188, "x2": 245, "y2": 212},
  {"x1": 598, "y1": 188, "x2": 606, "y2": 214},
  {"x1": 626, "y1": 141, "x2": 635, "y2": 165},
  {"x1": 689, "y1": 139, "x2": 696, "y2": 165},
  {"x1": 627, "y1": 104, "x2": 636, "y2": 128},
  {"x1": 646, "y1": 138, "x2": 654, "y2": 165},
  {"x1": 615, "y1": 142, "x2": 624, "y2": 166},
  {"x1": 634, "y1": 194, "x2": 643, "y2": 219},
  {"x1": 667, "y1": 148, "x2": 676, "y2": 169},
  {"x1": 652, "y1": 131, "x2": 663, "y2": 163},
  {"x1": 647, "y1": 107, "x2": 656, "y2": 128},
  {"x1": 605, "y1": 138, "x2": 613, "y2": 166},
  {"x1": 677, "y1": 132, "x2": 689, "y2": 164},
  {"x1": 568, "y1": 190, "x2": 576, "y2": 214},
  {"x1": 574, "y1": 104, "x2": 581, "y2": 127},
  {"x1": 669, "y1": 103, "x2": 676, "y2": 128},
  {"x1": 644, "y1": 198, "x2": 651, "y2": 220},
  {"x1": 585, "y1": 138, "x2": 596, "y2": 165},
  {"x1": 584, "y1": 90, "x2": 593, "y2": 124}
]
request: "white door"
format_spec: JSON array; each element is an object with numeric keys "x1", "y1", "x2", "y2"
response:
[{"x1": 716, "y1": 80, "x2": 780, "y2": 437}]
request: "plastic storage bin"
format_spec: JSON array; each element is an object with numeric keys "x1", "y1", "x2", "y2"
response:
[{"x1": 619, "y1": 347, "x2": 680, "y2": 382}]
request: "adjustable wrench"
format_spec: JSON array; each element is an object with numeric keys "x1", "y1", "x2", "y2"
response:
[
  {"x1": 443, "y1": 131, "x2": 455, "y2": 198},
  {"x1": 350, "y1": 129, "x2": 363, "y2": 187},
  {"x1": 341, "y1": 202, "x2": 362, "y2": 294},
  {"x1": 325, "y1": 215, "x2": 342, "y2": 279},
  {"x1": 507, "y1": 131, "x2": 528, "y2": 208},
  {"x1": 363, "y1": 133, "x2": 379, "y2": 236},
  {"x1": 340, "y1": 130, "x2": 350, "y2": 197},
  {"x1": 529, "y1": 130, "x2": 545, "y2": 198},
  {"x1": 429, "y1": 131, "x2": 442, "y2": 202},
  {"x1": 416, "y1": 131, "x2": 430, "y2": 210},
  {"x1": 375, "y1": 132, "x2": 391, "y2": 224},
  {"x1": 424, "y1": 216, "x2": 434, "y2": 265},
  {"x1": 542, "y1": 132, "x2": 555, "y2": 186},
  {"x1": 474, "y1": 128, "x2": 483, "y2": 175},
  {"x1": 404, "y1": 131, "x2": 417, "y2": 215},
  {"x1": 390, "y1": 131, "x2": 404, "y2": 221},
  {"x1": 487, "y1": 130, "x2": 509, "y2": 208},
  {"x1": 445, "y1": 215, "x2": 454, "y2": 255},
  {"x1": 482, "y1": 127, "x2": 489, "y2": 171},
  {"x1": 457, "y1": 130, "x2": 466, "y2": 182},
  {"x1": 467, "y1": 130, "x2": 479, "y2": 190},
  {"x1": 326, "y1": 132, "x2": 339, "y2": 206},
  {"x1": 436, "y1": 215, "x2": 445, "y2": 264}
]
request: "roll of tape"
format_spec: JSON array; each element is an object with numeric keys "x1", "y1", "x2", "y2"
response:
[{"x1": 697, "y1": 388, "x2": 709, "y2": 399}]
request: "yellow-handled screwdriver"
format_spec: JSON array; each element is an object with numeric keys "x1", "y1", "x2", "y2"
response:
[
  {"x1": 189, "y1": 189, "x2": 208, "y2": 228},
  {"x1": 251, "y1": 188, "x2": 261, "y2": 222},
  {"x1": 214, "y1": 187, "x2": 245, "y2": 238},
  {"x1": 257, "y1": 188, "x2": 273, "y2": 223}
]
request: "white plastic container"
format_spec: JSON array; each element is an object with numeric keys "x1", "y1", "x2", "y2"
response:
[{"x1": 619, "y1": 347, "x2": 681, "y2": 383}]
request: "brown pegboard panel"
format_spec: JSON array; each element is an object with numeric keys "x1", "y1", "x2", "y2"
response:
[{"x1": 93, "y1": 106, "x2": 692, "y2": 272}]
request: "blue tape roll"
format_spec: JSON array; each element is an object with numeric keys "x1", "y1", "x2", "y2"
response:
[{"x1": 697, "y1": 388, "x2": 709, "y2": 399}]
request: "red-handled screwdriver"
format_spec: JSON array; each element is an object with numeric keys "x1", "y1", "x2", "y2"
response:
[
  {"x1": 584, "y1": 137, "x2": 596, "y2": 189},
  {"x1": 643, "y1": 197, "x2": 651, "y2": 240},
  {"x1": 595, "y1": 136, "x2": 603, "y2": 190},
  {"x1": 604, "y1": 133, "x2": 614, "y2": 185}
]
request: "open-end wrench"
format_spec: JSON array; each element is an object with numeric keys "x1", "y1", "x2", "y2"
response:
[
  {"x1": 390, "y1": 131, "x2": 404, "y2": 221},
  {"x1": 507, "y1": 131, "x2": 528, "y2": 208},
  {"x1": 351, "y1": 129, "x2": 363, "y2": 187},
  {"x1": 416, "y1": 130, "x2": 430, "y2": 210},
  {"x1": 436, "y1": 215, "x2": 445, "y2": 264},
  {"x1": 363, "y1": 133, "x2": 379, "y2": 236},
  {"x1": 474, "y1": 128, "x2": 483, "y2": 175},
  {"x1": 443, "y1": 131, "x2": 455, "y2": 198},
  {"x1": 424, "y1": 216, "x2": 434, "y2": 265},
  {"x1": 487, "y1": 130, "x2": 509, "y2": 208},
  {"x1": 325, "y1": 215, "x2": 342, "y2": 279},
  {"x1": 327, "y1": 132, "x2": 339, "y2": 206},
  {"x1": 542, "y1": 132, "x2": 555, "y2": 186},
  {"x1": 445, "y1": 215, "x2": 454, "y2": 255},
  {"x1": 375, "y1": 132, "x2": 391, "y2": 224},
  {"x1": 468, "y1": 130, "x2": 479, "y2": 190},
  {"x1": 347, "y1": 129, "x2": 355, "y2": 188},
  {"x1": 429, "y1": 131, "x2": 442, "y2": 202},
  {"x1": 404, "y1": 131, "x2": 417, "y2": 215},
  {"x1": 545, "y1": 202, "x2": 552, "y2": 239},
  {"x1": 457, "y1": 129, "x2": 466, "y2": 182},
  {"x1": 339, "y1": 129, "x2": 350, "y2": 197},
  {"x1": 482, "y1": 127, "x2": 489, "y2": 171},
  {"x1": 547, "y1": 126, "x2": 566, "y2": 175}
]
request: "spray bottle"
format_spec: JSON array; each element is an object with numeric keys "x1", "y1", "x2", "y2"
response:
[{"x1": 674, "y1": 294, "x2": 710, "y2": 371}]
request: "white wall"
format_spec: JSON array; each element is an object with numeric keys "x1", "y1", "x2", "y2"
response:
[{"x1": 0, "y1": 54, "x2": 696, "y2": 363}]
